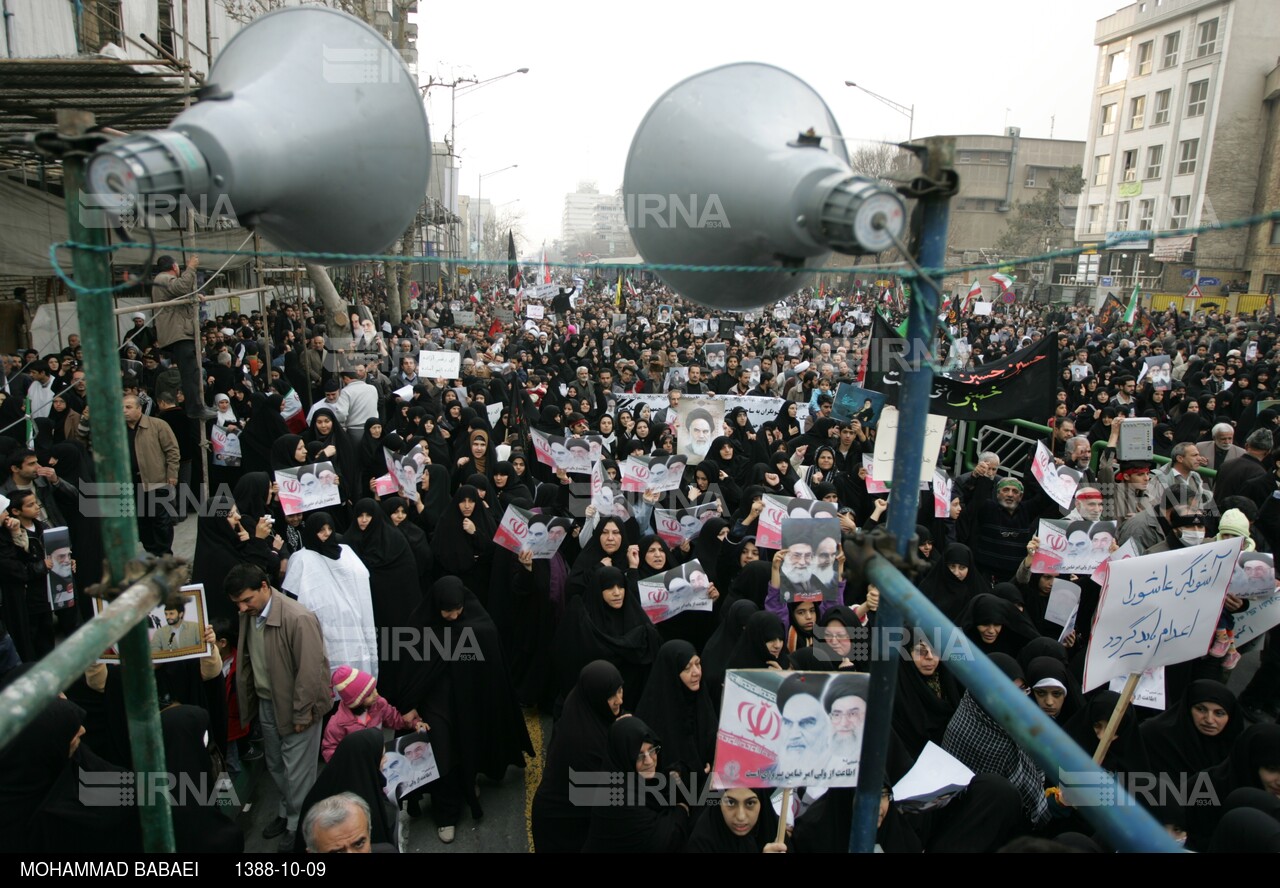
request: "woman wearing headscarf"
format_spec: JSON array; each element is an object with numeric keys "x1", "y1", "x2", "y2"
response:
[
  {"x1": 46, "y1": 393, "x2": 80, "y2": 445},
  {"x1": 893, "y1": 635, "x2": 963, "y2": 760},
  {"x1": 381, "y1": 496, "x2": 433, "y2": 588},
  {"x1": 269, "y1": 434, "x2": 308, "y2": 472},
  {"x1": 238, "y1": 392, "x2": 292, "y2": 474},
  {"x1": 431, "y1": 485, "x2": 496, "y2": 600},
  {"x1": 278, "y1": 510, "x2": 377, "y2": 677},
  {"x1": 554, "y1": 566, "x2": 662, "y2": 714},
  {"x1": 531, "y1": 660, "x2": 623, "y2": 852},
  {"x1": 917, "y1": 543, "x2": 991, "y2": 623},
  {"x1": 418, "y1": 578, "x2": 531, "y2": 822},
  {"x1": 192, "y1": 487, "x2": 281, "y2": 622},
  {"x1": 1063, "y1": 690, "x2": 1150, "y2": 779},
  {"x1": 958, "y1": 593, "x2": 1043, "y2": 660},
  {"x1": 293, "y1": 728, "x2": 400, "y2": 852},
  {"x1": 789, "y1": 606, "x2": 866, "y2": 672},
  {"x1": 774, "y1": 401, "x2": 802, "y2": 441},
  {"x1": 355, "y1": 417, "x2": 388, "y2": 496},
  {"x1": 451, "y1": 427, "x2": 493, "y2": 492},
  {"x1": 1141, "y1": 680, "x2": 1243, "y2": 789},
  {"x1": 634, "y1": 640, "x2": 717, "y2": 791},
  {"x1": 492, "y1": 508, "x2": 565, "y2": 709},
  {"x1": 160, "y1": 705, "x2": 244, "y2": 852},
  {"x1": 686, "y1": 787, "x2": 783, "y2": 853},
  {"x1": 1187, "y1": 723, "x2": 1280, "y2": 849},
  {"x1": 582, "y1": 717, "x2": 691, "y2": 852},
  {"x1": 748, "y1": 462, "x2": 790, "y2": 496},
  {"x1": 707, "y1": 436, "x2": 754, "y2": 487},
  {"x1": 1023, "y1": 656, "x2": 1084, "y2": 725},
  {"x1": 0, "y1": 697, "x2": 141, "y2": 853},
  {"x1": 728, "y1": 485, "x2": 767, "y2": 543},
  {"x1": 565, "y1": 516, "x2": 635, "y2": 601},
  {"x1": 304, "y1": 407, "x2": 360, "y2": 507},
  {"x1": 343, "y1": 498, "x2": 423, "y2": 706},
  {"x1": 727, "y1": 611, "x2": 789, "y2": 671}
]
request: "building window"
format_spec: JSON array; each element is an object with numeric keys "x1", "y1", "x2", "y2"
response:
[
  {"x1": 1087, "y1": 204, "x2": 1104, "y2": 233},
  {"x1": 1145, "y1": 145, "x2": 1164, "y2": 179},
  {"x1": 1116, "y1": 201, "x2": 1131, "y2": 230},
  {"x1": 1196, "y1": 18, "x2": 1218, "y2": 57},
  {"x1": 1135, "y1": 41, "x2": 1154, "y2": 76},
  {"x1": 1099, "y1": 103, "x2": 1117, "y2": 136},
  {"x1": 1138, "y1": 199, "x2": 1155, "y2": 230},
  {"x1": 1106, "y1": 49, "x2": 1128, "y2": 85},
  {"x1": 1093, "y1": 154, "x2": 1112, "y2": 187},
  {"x1": 1169, "y1": 195, "x2": 1190, "y2": 228},
  {"x1": 1271, "y1": 221, "x2": 1280, "y2": 245},
  {"x1": 1152, "y1": 89, "x2": 1171, "y2": 125},
  {"x1": 1129, "y1": 95, "x2": 1146, "y2": 129},
  {"x1": 1162, "y1": 32, "x2": 1180, "y2": 68},
  {"x1": 1186, "y1": 79, "x2": 1209, "y2": 117},
  {"x1": 1025, "y1": 168, "x2": 1037, "y2": 187},
  {"x1": 1121, "y1": 149, "x2": 1138, "y2": 181},
  {"x1": 1177, "y1": 139, "x2": 1199, "y2": 175},
  {"x1": 959, "y1": 152, "x2": 971, "y2": 163}
]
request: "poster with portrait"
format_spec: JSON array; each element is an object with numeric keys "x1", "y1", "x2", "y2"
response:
[
  {"x1": 832, "y1": 383, "x2": 886, "y2": 426},
  {"x1": 1142, "y1": 355, "x2": 1173, "y2": 392},
  {"x1": 1228, "y1": 552, "x2": 1278, "y2": 599},
  {"x1": 674, "y1": 396, "x2": 725, "y2": 466},
  {"x1": 1030, "y1": 519, "x2": 1118, "y2": 575},
  {"x1": 381, "y1": 732, "x2": 439, "y2": 801},
  {"x1": 638, "y1": 559, "x2": 714, "y2": 624},
  {"x1": 704, "y1": 343, "x2": 727, "y2": 372},
  {"x1": 757, "y1": 494, "x2": 839, "y2": 550},
  {"x1": 654, "y1": 502, "x2": 722, "y2": 549},
  {"x1": 94, "y1": 583, "x2": 211, "y2": 665},
  {"x1": 275, "y1": 461, "x2": 342, "y2": 515},
  {"x1": 778, "y1": 337, "x2": 802, "y2": 357},
  {"x1": 741, "y1": 358, "x2": 762, "y2": 390},
  {"x1": 714, "y1": 669, "x2": 868, "y2": 788},
  {"x1": 611, "y1": 313, "x2": 627, "y2": 331},
  {"x1": 45, "y1": 525, "x2": 75, "y2": 611},
  {"x1": 663, "y1": 366, "x2": 689, "y2": 393},
  {"x1": 382, "y1": 444, "x2": 428, "y2": 504},
  {"x1": 656, "y1": 304, "x2": 674, "y2": 324},
  {"x1": 779, "y1": 518, "x2": 843, "y2": 603},
  {"x1": 619, "y1": 454, "x2": 687, "y2": 494},
  {"x1": 688, "y1": 318, "x2": 709, "y2": 337},
  {"x1": 210, "y1": 425, "x2": 242, "y2": 467},
  {"x1": 493, "y1": 503, "x2": 572, "y2": 559}
]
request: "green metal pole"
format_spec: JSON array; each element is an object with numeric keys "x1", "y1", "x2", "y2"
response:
[{"x1": 59, "y1": 110, "x2": 175, "y2": 852}]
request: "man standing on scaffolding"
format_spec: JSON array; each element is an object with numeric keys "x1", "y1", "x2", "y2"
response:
[{"x1": 151, "y1": 254, "x2": 215, "y2": 421}]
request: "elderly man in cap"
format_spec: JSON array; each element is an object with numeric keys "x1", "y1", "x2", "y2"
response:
[{"x1": 959, "y1": 473, "x2": 1042, "y2": 584}]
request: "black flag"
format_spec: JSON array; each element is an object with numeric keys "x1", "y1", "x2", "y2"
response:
[
  {"x1": 507, "y1": 231, "x2": 520, "y2": 289},
  {"x1": 864, "y1": 313, "x2": 1057, "y2": 420}
]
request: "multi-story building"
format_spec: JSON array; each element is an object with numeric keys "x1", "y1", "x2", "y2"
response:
[
  {"x1": 1074, "y1": 0, "x2": 1279, "y2": 305},
  {"x1": 560, "y1": 183, "x2": 633, "y2": 262}
]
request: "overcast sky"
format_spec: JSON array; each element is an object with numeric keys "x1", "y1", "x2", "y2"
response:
[{"x1": 413, "y1": 0, "x2": 1128, "y2": 252}]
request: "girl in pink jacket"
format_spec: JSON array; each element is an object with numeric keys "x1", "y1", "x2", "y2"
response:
[{"x1": 322, "y1": 665, "x2": 427, "y2": 761}]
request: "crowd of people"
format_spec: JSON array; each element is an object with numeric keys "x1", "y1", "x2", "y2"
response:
[{"x1": 0, "y1": 256, "x2": 1278, "y2": 854}]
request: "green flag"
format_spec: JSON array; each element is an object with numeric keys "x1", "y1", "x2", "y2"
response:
[{"x1": 1123, "y1": 283, "x2": 1140, "y2": 325}]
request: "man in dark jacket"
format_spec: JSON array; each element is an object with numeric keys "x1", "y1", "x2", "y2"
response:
[
  {"x1": 960, "y1": 475, "x2": 1042, "y2": 584},
  {"x1": 1213, "y1": 429, "x2": 1274, "y2": 511}
]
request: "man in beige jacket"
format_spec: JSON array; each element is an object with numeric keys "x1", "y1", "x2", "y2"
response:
[
  {"x1": 124, "y1": 394, "x2": 180, "y2": 556},
  {"x1": 226, "y1": 563, "x2": 332, "y2": 852}
]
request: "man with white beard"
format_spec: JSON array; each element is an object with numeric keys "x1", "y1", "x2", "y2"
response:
[{"x1": 780, "y1": 541, "x2": 817, "y2": 600}]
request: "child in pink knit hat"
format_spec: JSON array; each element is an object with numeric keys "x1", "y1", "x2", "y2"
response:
[{"x1": 322, "y1": 665, "x2": 427, "y2": 761}]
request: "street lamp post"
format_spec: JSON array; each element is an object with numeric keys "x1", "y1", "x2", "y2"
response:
[
  {"x1": 477, "y1": 164, "x2": 518, "y2": 263},
  {"x1": 844, "y1": 81, "x2": 914, "y2": 141}
]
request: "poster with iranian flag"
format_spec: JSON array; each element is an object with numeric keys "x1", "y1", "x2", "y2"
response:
[{"x1": 713, "y1": 669, "x2": 867, "y2": 788}]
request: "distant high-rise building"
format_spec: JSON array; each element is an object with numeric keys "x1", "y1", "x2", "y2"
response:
[
  {"x1": 1075, "y1": 0, "x2": 1279, "y2": 302},
  {"x1": 561, "y1": 182, "x2": 633, "y2": 260}
]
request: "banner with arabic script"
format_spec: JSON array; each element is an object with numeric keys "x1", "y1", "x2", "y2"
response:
[
  {"x1": 713, "y1": 669, "x2": 868, "y2": 788},
  {"x1": 1083, "y1": 537, "x2": 1242, "y2": 692},
  {"x1": 864, "y1": 314, "x2": 1057, "y2": 420}
]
